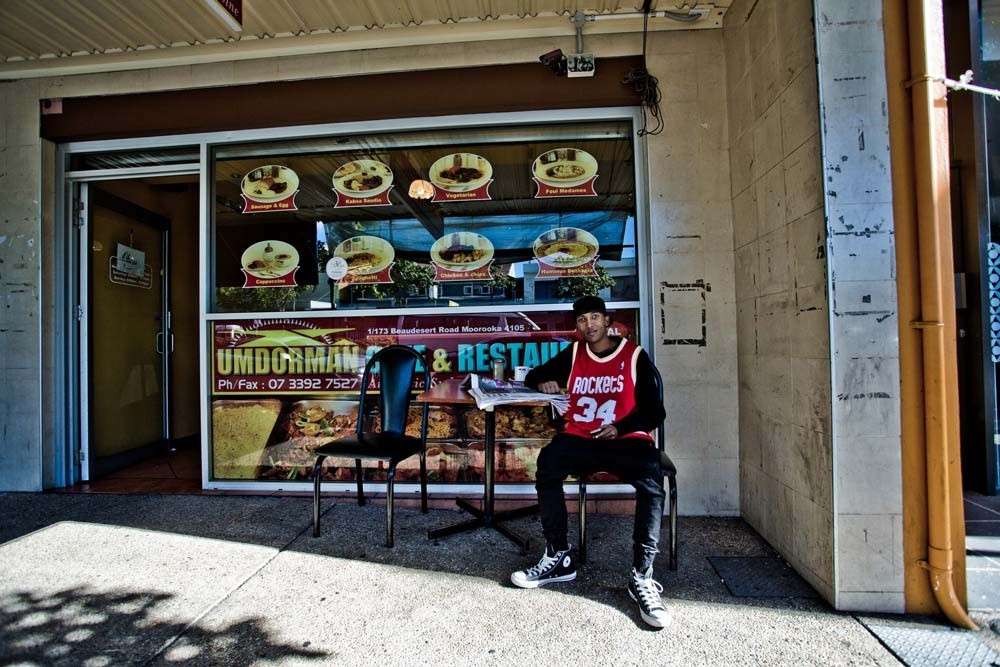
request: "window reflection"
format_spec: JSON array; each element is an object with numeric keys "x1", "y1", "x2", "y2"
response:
[{"x1": 212, "y1": 121, "x2": 639, "y2": 313}]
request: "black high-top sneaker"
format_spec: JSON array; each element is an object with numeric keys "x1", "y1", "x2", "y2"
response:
[
  {"x1": 510, "y1": 545, "x2": 577, "y2": 588},
  {"x1": 628, "y1": 566, "x2": 671, "y2": 628}
]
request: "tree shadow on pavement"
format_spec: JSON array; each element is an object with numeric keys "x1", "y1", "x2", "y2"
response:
[{"x1": 0, "y1": 586, "x2": 327, "y2": 666}]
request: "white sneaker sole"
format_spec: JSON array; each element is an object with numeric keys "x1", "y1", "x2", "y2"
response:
[
  {"x1": 510, "y1": 570, "x2": 577, "y2": 589},
  {"x1": 628, "y1": 587, "x2": 671, "y2": 628}
]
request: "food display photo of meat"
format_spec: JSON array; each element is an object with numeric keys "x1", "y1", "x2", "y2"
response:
[
  {"x1": 212, "y1": 394, "x2": 564, "y2": 485},
  {"x1": 332, "y1": 159, "x2": 393, "y2": 197},
  {"x1": 429, "y1": 152, "x2": 493, "y2": 192},
  {"x1": 429, "y1": 232, "x2": 494, "y2": 272},
  {"x1": 464, "y1": 405, "x2": 557, "y2": 440},
  {"x1": 257, "y1": 400, "x2": 358, "y2": 481},
  {"x1": 241, "y1": 165, "x2": 299, "y2": 202},
  {"x1": 372, "y1": 405, "x2": 458, "y2": 440}
]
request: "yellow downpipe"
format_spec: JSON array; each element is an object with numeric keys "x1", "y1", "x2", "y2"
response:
[{"x1": 883, "y1": 0, "x2": 976, "y2": 629}]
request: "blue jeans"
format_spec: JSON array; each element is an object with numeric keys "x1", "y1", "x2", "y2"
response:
[{"x1": 535, "y1": 432, "x2": 665, "y2": 571}]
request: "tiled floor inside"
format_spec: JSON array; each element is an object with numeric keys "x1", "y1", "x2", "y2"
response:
[{"x1": 58, "y1": 439, "x2": 203, "y2": 494}]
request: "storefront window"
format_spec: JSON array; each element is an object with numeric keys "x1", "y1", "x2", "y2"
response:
[
  {"x1": 211, "y1": 121, "x2": 638, "y2": 313},
  {"x1": 208, "y1": 118, "x2": 646, "y2": 484}
]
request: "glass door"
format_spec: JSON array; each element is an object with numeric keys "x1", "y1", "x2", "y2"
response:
[{"x1": 80, "y1": 183, "x2": 171, "y2": 479}]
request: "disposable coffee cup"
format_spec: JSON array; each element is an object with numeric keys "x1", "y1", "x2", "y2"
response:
[{"x1": 514, "y1": 366, "x2": 530, "y2": 382}]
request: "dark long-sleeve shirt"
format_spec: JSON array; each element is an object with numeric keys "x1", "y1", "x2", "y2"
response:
[{"x1": 525, "y1": 338, "x2": 665, "y2": 437}]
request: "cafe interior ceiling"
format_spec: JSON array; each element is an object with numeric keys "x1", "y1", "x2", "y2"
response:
[{"x1": 0, "y1": 1, "x2": 730, "y2": 78}]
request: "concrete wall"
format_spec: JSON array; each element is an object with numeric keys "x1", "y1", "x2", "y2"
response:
[
  {"x1": 0, "y1": 30, "x2": 742, "y2": 516},
  {"x1": 815, "y1": 0, "x2": 904, "y2": 613},
  {"x1": 646, "y1": 30, "x2": 740, "y2": 515},
  {"x1": 723, "y1": 0, "x2": 834, "y2": 600},
  {"x1": 0, "y1": 79, "x2": 43, "y2": 491}
]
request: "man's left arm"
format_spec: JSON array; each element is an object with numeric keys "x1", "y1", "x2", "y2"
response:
[{"x1": 613, "y1": 349, "x2": 665, "y2": 436}]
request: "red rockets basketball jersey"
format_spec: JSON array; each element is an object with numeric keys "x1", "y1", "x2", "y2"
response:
[{"x1": 562, "y1": 338, "x2": 653, "y2": 441}]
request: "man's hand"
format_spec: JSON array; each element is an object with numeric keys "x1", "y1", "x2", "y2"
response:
[
  {"x1": 590, "y1": 424, "x2": 618, "y2": 439},
  {"x1": 537, "y1": 381, "x2": 561, "y2": 394}
]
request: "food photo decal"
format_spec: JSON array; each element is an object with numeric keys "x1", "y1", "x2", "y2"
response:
[
  {"x1": 332, "y1": 159, "x2": 394, "y2": 207},
  {"x1": 333, "y1": 235, "x2": 395, "y2": 285},
  {"x1": 533, "y1": 227, "x2": 600, "y2": 279},
  {"x1": 430, "y1": 232, "x2": 495, "y2": 281},
  {"x1": 240, "y1": 240, "x2": 300, "y2": 288},
  {"x1": 532, "y1": 148, "x2": 599, "y2": 198},
  {"x1": 240, "y1": 165, "x2": 300, "y2": 213},
  {"x1": 429, "y1": 153, "x2": 494, "y2": 201}
]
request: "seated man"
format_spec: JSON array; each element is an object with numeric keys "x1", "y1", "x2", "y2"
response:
[{"x1": 510, "y1": 295, "x2": 670, "y2": 628}]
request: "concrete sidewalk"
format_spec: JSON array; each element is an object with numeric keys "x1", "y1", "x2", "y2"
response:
[{"x1": 0, "y1": 492, "x2": 970, "y2": 666}]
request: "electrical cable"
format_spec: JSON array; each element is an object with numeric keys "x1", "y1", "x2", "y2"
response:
[{"x1": 624, "y1": 4, "x2": 664, "y2": 136}]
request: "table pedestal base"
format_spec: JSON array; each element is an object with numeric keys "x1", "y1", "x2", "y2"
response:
[{"x1": 428, "y1": 499, "x2": 538, "y2": 552}]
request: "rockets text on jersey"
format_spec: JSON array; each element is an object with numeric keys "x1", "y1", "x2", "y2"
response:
[{"x1": 562, "y1": 338, "x2": 653, "y2": 441}]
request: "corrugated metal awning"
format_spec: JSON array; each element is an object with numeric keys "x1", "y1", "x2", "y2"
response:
[{"x1": 0, "y1": 1, "x2": 730, "y2": 78}]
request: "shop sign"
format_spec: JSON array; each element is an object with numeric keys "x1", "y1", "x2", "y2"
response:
[
  {"x1": 429, "y1": 153, "x2": 494, "y2": 202},
  {"x1": 240, "y1": 240, "x2": 300, "y2": 288},
  {"x1": 532, "y1": 148, "x2": 599, "y2": 198},
  {"x1": 240, "y1": 165, "x2": 300, "y2": 213},
  {"x1": 210, "y1": 310, "x2": 638, "y2": 483},
  {"x1": 430, "y1": 232, "x2": 494, "y2": 282},
  {"x1": 332, "y1": 159, "x2": 394, "y2": 208},
  {"x1": 208, "y1": 0, "x2": 242, "y2": 29},
  {"x1": 116, "y1": 244, "x2": 145, "y2": 276},
  {"x1": 210, "y1": 310, "x2": 641, "y2": 395},
  {"x1": 109, "y1": 248, "x2": 152, "y2": 289}
]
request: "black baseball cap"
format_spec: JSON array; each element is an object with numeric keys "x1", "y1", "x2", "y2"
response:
[{"x1": 572, "y1": 295, "x2": 607, "y2": 318}]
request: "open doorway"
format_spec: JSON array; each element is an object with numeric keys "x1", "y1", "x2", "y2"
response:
[{"x1": 75, "y1": 175, "x2": 201, "y2": 490}]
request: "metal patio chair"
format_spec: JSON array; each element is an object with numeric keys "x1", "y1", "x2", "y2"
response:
[
  {"x1": 577, "y1": 365, "x2": 678, "y2": 570},
  {"x1": 311, "y1": 345, "x2": 429, "y2": 547}
]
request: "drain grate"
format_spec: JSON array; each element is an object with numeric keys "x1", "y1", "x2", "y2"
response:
[
  {"x1": 707, "y1": 556, "x2": 819, "y2": 598},
  {"x1": 859, "y1": 616, "x2": 1000, "y2": 667}
]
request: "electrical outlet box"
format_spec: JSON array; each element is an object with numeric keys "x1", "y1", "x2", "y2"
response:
[{"x1": 567, "y1": 53, "x2": 596, "y2": 78}]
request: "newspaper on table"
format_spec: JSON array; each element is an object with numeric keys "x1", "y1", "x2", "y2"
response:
[{"x1": 467, "y1": 374, "x2": 569, "y2": 414}]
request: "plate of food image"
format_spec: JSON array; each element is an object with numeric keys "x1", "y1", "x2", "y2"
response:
[
  {"x1": 332, "y1": 159, "x2": 394, "y2": 198},
  {"x1": 241, "y1": 165, "x2": 300, "y2": 203},
  {"x1": 333, "y1": 235, "x2": 395, "y2": 275},
  {"x1": 430, "y1": 232, "x2": 495, "y2": 272},
  {"x1": 531, "y1": 148, "x2": 599, "y2": 188},
  {"x1": 240, "y1": 240, "x2": 300, "y2": 279},
  {"x1": 429, "y1": 153, "x2": 493, "y2": 192},
  {"x1": 532, "y1": 227, "x2": 599, "y2": 268}
]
